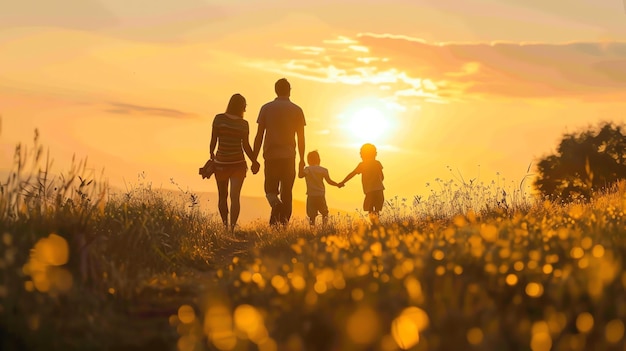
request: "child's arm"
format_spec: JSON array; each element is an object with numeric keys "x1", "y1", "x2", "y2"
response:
[
  {"x1": 324, "y1": 172, "x2": 340, "y2": 187},
  {"x1": 339, "y1": 167, "x2": 359, "y2": 186},
  {"x1": 298, "y1": 166, "x2": 306, "y2": 179}
]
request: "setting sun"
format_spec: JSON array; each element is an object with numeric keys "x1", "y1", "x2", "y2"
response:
[
  {"x1": 339, "y1": 102, "x2": 395, "y2": 144},
  {"x1": 348, "y1": 107, "x2": 389, "y2": 142}
]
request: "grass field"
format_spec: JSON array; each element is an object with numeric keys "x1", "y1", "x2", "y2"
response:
[{"x1": 2, "y1": 134, "x2": 626, "y2": 351}]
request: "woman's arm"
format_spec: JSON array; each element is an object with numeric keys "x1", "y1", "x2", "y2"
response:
[
  {"x1": 243, "y1": 138, "x2": 254, "y2": 161},
  {"x1": 209, "y1": 122, "x2": 218, "y2": 160},
  {"x1": 243, "y1": 125, "x2": 260, "y2": 173}
]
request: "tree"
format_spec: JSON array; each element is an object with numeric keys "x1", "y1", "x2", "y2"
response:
[{"x1": 534, "y1": 121, "x2": 626, "y2": 201}]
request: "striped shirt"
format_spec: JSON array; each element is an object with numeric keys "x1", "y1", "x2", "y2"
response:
[{"x1": 213, "y1": 113, "x2": 249, "y2": 164}]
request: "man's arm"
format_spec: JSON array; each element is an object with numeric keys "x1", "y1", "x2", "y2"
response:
[
  {"x1": 252, "y1": 122, "x2": 265, "y2": 161},
  {"x1": 296, "y1": 123, "x2": 305, "y2": 171}
]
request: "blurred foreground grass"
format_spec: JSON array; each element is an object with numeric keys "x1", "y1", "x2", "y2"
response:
[{"x1": 2, "y1": 132, "x2": 626, "y2": 351}]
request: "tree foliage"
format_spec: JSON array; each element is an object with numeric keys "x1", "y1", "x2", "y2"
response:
[{"x1": 534, "y1": 121, "x2": 626, "y2": 201}]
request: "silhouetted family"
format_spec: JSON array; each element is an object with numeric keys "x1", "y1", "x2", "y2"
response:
[{"x1": 206, "y1": 78, "x2": 385, "y2": 232}]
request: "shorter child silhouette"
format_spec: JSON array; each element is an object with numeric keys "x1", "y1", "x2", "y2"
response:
[
  {"x1": 299, "y1": 150, "x2": 342, "y2": 226},
  {"x1": 339, "y1": 143, "x2": 385, "y2": 223}
]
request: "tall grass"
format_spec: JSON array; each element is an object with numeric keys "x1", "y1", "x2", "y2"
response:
[
  {"x1": 173, "y1": 181, "x2": 626, "y2": 351},
  {"x1": 0, "y1": 131, "x2": 233, "y2": 349},
  {"x1": 4, "y1": 132, "x2": 626, "y2": 351},
  {"x1": 412, "y1": 165, "x2": 533, "y2": 219}
]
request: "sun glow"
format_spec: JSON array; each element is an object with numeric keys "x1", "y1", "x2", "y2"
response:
[{"x1": 340, "y1": 102, "x2": 395, "y2": 144}]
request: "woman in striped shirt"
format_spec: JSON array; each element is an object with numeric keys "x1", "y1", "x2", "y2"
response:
[{"x1": 209, "y1": 94, "x2": 260, "y2": 232}]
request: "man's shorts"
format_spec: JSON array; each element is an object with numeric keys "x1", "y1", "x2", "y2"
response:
[
  {"x1": 307, "y1": 195, "x2": 329, "y2": 219},
  {"x1": 214, "y1": 162, "x2": 247, "y2": 182},
  {"x1": 363, "y1": 190, "x2": 384, "y2": 212}
]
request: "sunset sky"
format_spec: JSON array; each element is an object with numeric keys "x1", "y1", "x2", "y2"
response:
[{"x1": 2, "y1": 0, "x2": 626, "y2": 216}]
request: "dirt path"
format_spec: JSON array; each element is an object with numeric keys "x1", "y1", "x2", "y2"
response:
[{"x1": 110, "y1": 234, "x2": 261, "y2": 349}]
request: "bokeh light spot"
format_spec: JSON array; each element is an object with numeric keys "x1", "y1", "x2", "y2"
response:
[
  {"x1": 576, "y1": 312, "x2": 594, "y2": 333},
  {"x1": 525, "y1": 282, "x2": 544, "y2": 298},
  {"x1": 506, "y1": 274, "x2": 518, "y2": 286},
  {"x1": 346, "y1": 306, "x2": 380, "y2": 345},
  {"x1": 178, "y1": 305, "x2": 196, "y2": 324},
  {"x1": 605, "y1": 319, "x2": 624, "y2": 343},
  {"x1": 466, "y1": 327, "x2": 483, "y2": 345}
]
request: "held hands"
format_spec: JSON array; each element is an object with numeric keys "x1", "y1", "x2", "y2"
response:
[
  {"x1": 337, "y1": 182, "x2": 345, "y2": 188},
  {"x1": 299, "y1": 159, "x2": 305, "y2": 173},
  {"x1": 251, "y1": 160, "x2": 261, "y2": 174}
]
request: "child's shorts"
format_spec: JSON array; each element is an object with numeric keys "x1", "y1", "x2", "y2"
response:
[
  {"x1": 307, "y1": 195, "x2": 329, "y2": 219},
  {"x1": 363, "y1": 190, "x2": 384, "y2": 212}
]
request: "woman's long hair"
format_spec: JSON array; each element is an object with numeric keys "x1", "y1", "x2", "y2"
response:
[{"x1": 225, "y1": 94, "x2": 246, "y2": 117}]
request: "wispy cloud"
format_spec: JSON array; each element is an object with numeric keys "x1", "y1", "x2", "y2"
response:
[
  {"x1": 0, "y1": 0, "x2": 228, "y2": 42},
  {"x1": 105, "y1": 102, "x2": 197, "y2": 119},
  {"x1": 0, "y1": 0, "x2": 119, "y2": 30},
  {"x1": 357, "y1": 34, "x2": 626, "y2": 100},
  {"x1": 247, "y1": 33, "x2": 626, "y2": 107}
]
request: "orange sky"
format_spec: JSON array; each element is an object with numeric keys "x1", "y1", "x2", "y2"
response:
[{"x1": 2, "y1": 0, "x2": 626, "y2": 216}]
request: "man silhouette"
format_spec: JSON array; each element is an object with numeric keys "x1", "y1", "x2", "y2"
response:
[{"x1": 252, "y1": 78, "x2": 306, "y2": 225}]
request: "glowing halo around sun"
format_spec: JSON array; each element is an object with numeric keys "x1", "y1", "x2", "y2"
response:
[
  {"x1": 348, "y1": 107, "x2": 389, "y2": 141},
  {"x1": 338, "y1": 100, "x2": 396, "y2": 145}
]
